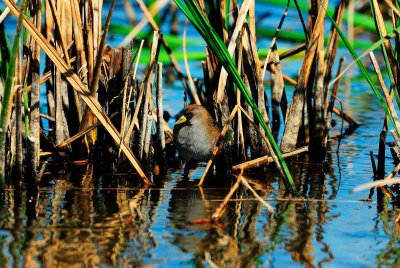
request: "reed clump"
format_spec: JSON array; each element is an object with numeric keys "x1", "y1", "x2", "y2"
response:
[{"x1": 0, "y1": 0, "x2": 366, "y2": 197}]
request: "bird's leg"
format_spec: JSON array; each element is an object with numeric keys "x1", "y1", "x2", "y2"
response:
[{"x1": 183, "y1": 160, "x2": 197, "y2": 178}]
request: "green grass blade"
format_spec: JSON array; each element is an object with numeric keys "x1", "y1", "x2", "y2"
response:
[{"x1": 173, "y1": 0, "x2": 297, "y2": 194}]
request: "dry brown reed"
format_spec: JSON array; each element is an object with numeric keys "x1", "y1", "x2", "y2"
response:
[{"x1": 0, "y1": 0, "x2": 361, "y2": 194}]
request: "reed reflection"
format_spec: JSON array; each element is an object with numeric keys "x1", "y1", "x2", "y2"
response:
[
  {"x1": 0, "y1": 165, "x2": 161, "y2": 267},
  {"x1": 375, "y1": 204, "x2": 400, "y2": 267},
  {"x1": 281, "y1": 153, "x2": 337, "y2": 267},
  {"x1": 167, "y1": 177, "x2": 266, "y2": 267}
]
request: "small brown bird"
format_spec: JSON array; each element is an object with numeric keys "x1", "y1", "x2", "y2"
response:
[{"x1": 173, "y1": 105, "x2": 221, "y2": 162}]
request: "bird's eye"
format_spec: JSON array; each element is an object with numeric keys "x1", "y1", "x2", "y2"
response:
[{"x1": 185, "y1": 112, "x2": 195, "y2": 119}]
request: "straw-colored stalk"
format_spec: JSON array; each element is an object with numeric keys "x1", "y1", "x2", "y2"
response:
[
  {"x1": 4, "y1": 0, "x2": 152, "y2": 185},
  {"x1": 281, "y1": 0, "x2": 328, "y2": 153},
  {"x1": 27, "y1": 0, "x2": 42, "y2": 177}
]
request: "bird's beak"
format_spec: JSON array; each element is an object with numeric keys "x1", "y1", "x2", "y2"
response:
[{"x1": 176, "y1": 115, "x2": 187, "y2": 125}]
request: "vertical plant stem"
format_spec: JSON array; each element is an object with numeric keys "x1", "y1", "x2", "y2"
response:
[
  {"x1": 280, "y1": 0, "x2": 328, "y2": 152},
  {"x1": 368, "y1": 150, "x2": 377, "y2": 199},
  {"x1": 312, "y1": 50, "x2": 326, "y2": 147},
  {"x1": 25, "y1": 0, "x2": 42, "y2": 178},
  {"x1": 270, "y1": 44, "x2": 286, "y2": 138},
  {"x1": 236, "y1": 34, "x2": 245, "y2": 161},
  {"x1": 156, "y1": 62, "x2": 166, "y2": 168},
  {"x1": 27, "y1": 0, "x2": 41, "y2": 177},
  {"x1": 14, "y1": 88, "x2": 23, "y2": 176},
  {"x1": 138, "y1": 74, "x2": 151, "y2": 161},
  {"x1": 89, "y1": 0, "x2": 116, "y2": 96},
  {"x1": 86, "y1": 0, "x2": 94, "y2": 84},
  {"x1": 0, "y1": 0, "x2": 28, "y2": 187},
  {"x1": 377, "y1": 118, "x2": 388, "y2": 200}
]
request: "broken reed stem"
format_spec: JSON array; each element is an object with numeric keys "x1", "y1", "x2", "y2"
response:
[
  {"x1": 138, "y1": 74, "x2": 152, "y2": 161},
  {"x1": 368, "y1": 150, "x2": 378, "y2": 199},
  {"x1": 232, "y1": 146, "x2": 309, "y2": 171},
  {"x1": 156, "y1": 62, "x2": 166, "y2": 167},
  {"x1": 377, "y1": 116, "x2": 392, "y2": 199},
  {"x1": 132, "y1": 40, "x2": 144, "y2": 81},
  {"x1": 143, "y1": 103, "x2": 153, "y2": 164},
  {"x1": 198, "y1": 105, "x2": 239, "y2": 186}
]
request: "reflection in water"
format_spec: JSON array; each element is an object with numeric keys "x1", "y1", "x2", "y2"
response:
[
  {"x1": 168, "y1": 178, "x2": 266, "y2": 267},
  {"x1": 375, "y1": 206, "x2": 400, "y2": 267},
  {"x1": 0, "y1": 152, "x2": 399, "y2": 267}
]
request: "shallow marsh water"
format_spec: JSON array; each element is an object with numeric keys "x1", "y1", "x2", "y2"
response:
[
  {"x1": 1, "y1": 1, "x2": 400, "y2": 267},
  {"x1": 0, "y1": 81, "x2": 398, "y2": 267}
]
